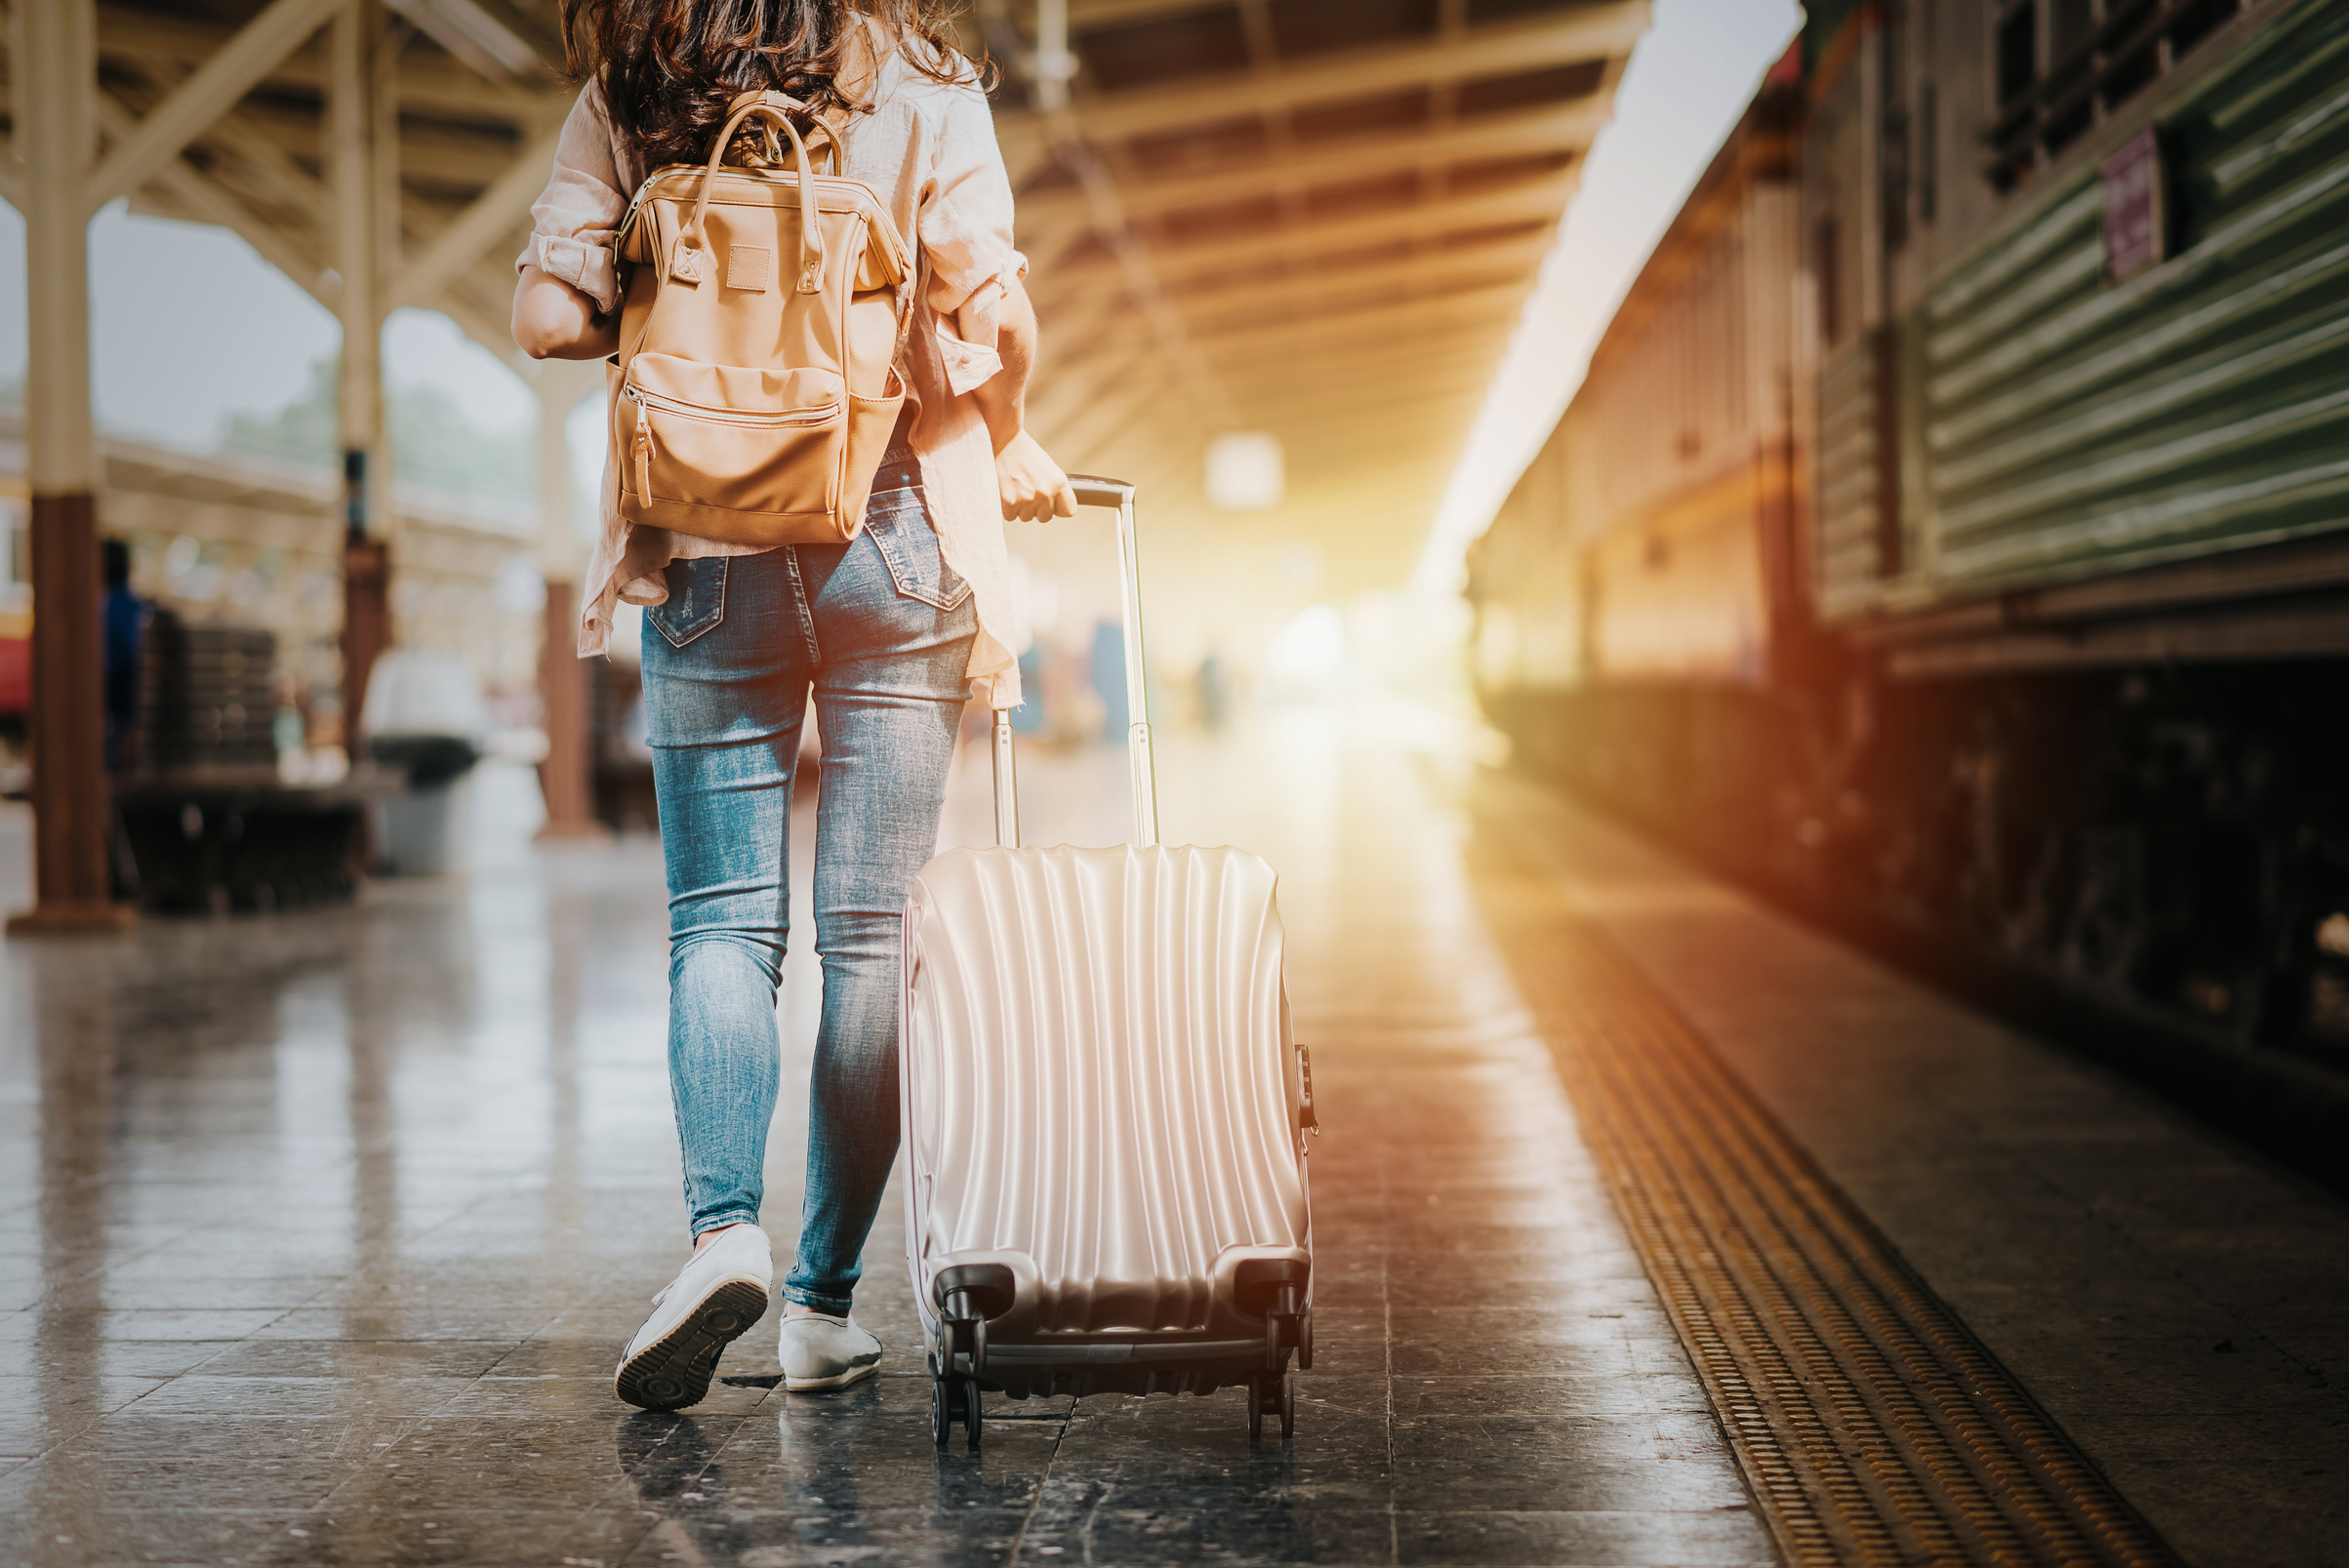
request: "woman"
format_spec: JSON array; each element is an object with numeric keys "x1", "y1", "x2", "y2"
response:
[{"x1": 511, "y1": 0, "x2": 1073, "y2": 1410}]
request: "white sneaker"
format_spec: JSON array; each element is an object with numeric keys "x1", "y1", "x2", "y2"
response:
[
  {"x1": 778, "y1": 1308, "x2": 882, "y2": 1391},
  {"x1": 615, "y1": 1225, "x2": 773, "y2": 1411}
]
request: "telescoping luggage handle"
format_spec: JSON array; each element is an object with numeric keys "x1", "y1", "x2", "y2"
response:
[{"x1": 989, "y1": 475, "x2": 1158, "y2": 851}]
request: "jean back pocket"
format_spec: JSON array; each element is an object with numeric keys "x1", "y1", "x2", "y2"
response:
[
  {"x1": 647, "y1": 556, "x2": 728, "y2": 648},
  {"x1": 865, "y1": 487, "x2": 971, "y2": 612}
]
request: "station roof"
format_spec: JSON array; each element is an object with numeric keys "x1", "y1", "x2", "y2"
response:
[{"x1": 60, "y1": 0, "x2": 1641, "y2": 598}]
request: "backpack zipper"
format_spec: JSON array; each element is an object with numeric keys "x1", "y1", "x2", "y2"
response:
[
  {"x1": 624, "y1": 381, "x2": 841, "y2": 502},
  {"x1": 623, "y1": 381, "x2": 840, "y2": 428}
]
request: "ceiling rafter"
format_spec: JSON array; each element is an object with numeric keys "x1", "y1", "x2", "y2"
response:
[
  {"x1": 1061, "y1": 3, "x2": 1644, "y2": 141},
  {"x1": 989, "y1": 0, "x2": 1640, "y2": 591},
  {"x1": 73, "y1": 0, "x2": 1648, "y2": 619},
  {"x1": 88, "y1": 0, "x2": 348, "y2": 212},
  {"x1": 1015, "y1": 97, "x2": 1604, "y2": 229},
  {"x1": 1036, "y1": 227, "x2": 1552, "y2": 331},
  {"x1": 1186, "y1": 279, "x2": 1525, "y2": 348},
  {"x1": 1211, "y1": 332, "x2": 1515, "y2": 384},
  {"x1": 1038, "y1": 170, "x2": 1577, "y2": 295},
  {"x1": 392, "y1": 120, "x2": 563, "y2": 306},
  {"x1": 105, "y1": 98, "x2": 331, "y2": 305},
  {"x1": 92, "y1": 6, "x2": 567, "y2": 127}
]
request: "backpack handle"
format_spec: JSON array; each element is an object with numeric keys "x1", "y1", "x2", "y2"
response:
[{"x1": 679, "y1": 91, "x2": 836, "y2": 294}]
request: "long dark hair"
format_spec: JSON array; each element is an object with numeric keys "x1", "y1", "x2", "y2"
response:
[{"x1": 558, "y1": 0, "x2": 992, "y2": 171}]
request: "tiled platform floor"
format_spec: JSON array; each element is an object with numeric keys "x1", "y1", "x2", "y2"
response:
[
  {"x1": 1477, "y1": 772, "x2": 2349, "y2": 1568},
  {"x1": 0, "y1": 721, "x2": 1775, "y2": 1567}
]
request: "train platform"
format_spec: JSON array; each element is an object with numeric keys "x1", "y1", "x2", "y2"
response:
[{"x1": 2, "y1": 719, "x2": 2344, "y2": 1568}]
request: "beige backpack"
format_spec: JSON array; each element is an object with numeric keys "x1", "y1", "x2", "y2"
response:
[{"x1": 611, "y1": 90, "x2": 916, "y2": 544}]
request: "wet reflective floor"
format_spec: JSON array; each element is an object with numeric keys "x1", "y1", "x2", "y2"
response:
[
  {"x1": 13, "y1": 716, "x2": 2348, "y2": 1566},
  {"x1": 0, "y1": 721, "x2": 1775, "y2": 1567}
]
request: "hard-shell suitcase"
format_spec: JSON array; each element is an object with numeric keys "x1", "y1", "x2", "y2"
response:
[{"x1": 899, "y1": 476, "x2": 1317, "y2": 1449}]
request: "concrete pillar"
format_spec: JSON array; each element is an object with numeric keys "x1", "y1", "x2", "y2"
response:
[
  {"x1": 533, "y1": 364, "x2": 607, "y2": 841},
  {"x1": 332, "y1": 1, "x2": 392, "y2": 748},
  {"x1": 7, "y1": 0, "x2": 130, "y2": 934}
]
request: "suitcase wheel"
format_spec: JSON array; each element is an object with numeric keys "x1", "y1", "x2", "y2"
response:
[
  {"x1": 1247, "y1": 1372, "x2": 1295, "y2": 1443},
  {"x1": 930, "y1": 1342, "x2": 982, "y2": 1453},
  {"x1": 932, "y1": 1368, "x2": 980, "y2": 1450}
]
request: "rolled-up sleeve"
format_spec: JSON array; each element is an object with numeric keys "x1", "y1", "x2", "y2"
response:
[
  {"x1": 515, "y1": 83, "x2": 628, "y2": 313},
  {"x1": 920, "y1": 81, "x2": 1027, "y2": 397}
]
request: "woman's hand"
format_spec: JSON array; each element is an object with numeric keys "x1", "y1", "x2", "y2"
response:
[
  {"x1": 996, "y1": 429, "x2": 1077, "y2": 522},
  {"x1": 512, "y1": 264, "x2": 621, "y2": 360}
]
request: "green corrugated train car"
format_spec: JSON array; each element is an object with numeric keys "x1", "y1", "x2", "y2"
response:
[{"x1": 1470, "y1": 0, "x2": 2349, "y2": 1176}]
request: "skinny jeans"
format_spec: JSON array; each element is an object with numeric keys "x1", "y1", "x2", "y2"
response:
[{"x1": 640, "y1": 454, "x2": 975, "y2": 1313}]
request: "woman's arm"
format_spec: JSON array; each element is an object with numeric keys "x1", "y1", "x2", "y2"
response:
[
  {"x1": 970, "y1": 275, "x2": 1076, "y2": 522},
  {"x1": 512, "y1": 264, "x2": 620, "y2": 361}
]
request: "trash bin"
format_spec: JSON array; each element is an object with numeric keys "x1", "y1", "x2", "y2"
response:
[{"x1": 361, "y1": 650, "x2": 490, "y2": 875}]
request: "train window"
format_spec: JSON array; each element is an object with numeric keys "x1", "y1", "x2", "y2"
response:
[
  {"x1": 2168, "y1": 0, "x2": 2243, "y2": 52},
  {"x1": 1995, "y1": 3, "x2": 2037, "y2": 106},
  {"x1": 2050, "y1": 0, "x2": 2095, "y2": 59},
  {"x1": 1985, "y1": 0, "x2": 2249, "y2": 191},
  {"x1": 1919, "y1": 82, "x2": 1938, "y2": 225},
  {"x1": 2101, "y1": 39, "x2": 2160, "y2": 106}
]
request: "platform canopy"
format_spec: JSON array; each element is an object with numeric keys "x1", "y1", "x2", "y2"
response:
[{"x1": 52, "y1": 0, "x2": 1640, "y2": 594}]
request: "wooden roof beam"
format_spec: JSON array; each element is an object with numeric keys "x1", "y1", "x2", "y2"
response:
[
  {"x1": 1212, "y1": 327, "x2": 1512, "y2": 380},
  {"x1": 1029, "y1": 247, "x2": 1539, "y2": 422},
  {"x1": 393, "y1": 121, "x2": 564, "y2": 307},
  {"x1": 1041, "y1": 170, "x2": 1576, "y2": 292},
  {"x1": 1174, "y1": 267, "x2": 1540, "y2": 338},
  {"x1": 89, "y1": 0, "x2": 351, "y2": 214},
  {"x1": 1184, "y1": 278, "x2": 1525, "y2": 344},
  {"x1": 1062, "y1": 2, "x2": 1645, "y2": 141},
  {"x1": 1221, "y1": 366, "x2": 1503, "y2": 422},
  {"x1": 94, "y1": 8, "x2": 567, "y2": 128},
  {"x1": 1246, "y1": 382, "x2": 1493, "y2": 431},
  {"x1": 1036, "y1": 227, "x2": 1551, "y2": 327},
  {"x1": 219, "y1": 100, "x2": 528, "y2": 187},
  {"x1": 192, "y1": 106, "x2": 332, "y2": 233},
  {"x1": 110, "y1": 124, "x2": 330, "y2": 306},
  {"x1": 1018, "y1": 99, "x2": 1603, "y2": 228},
  {"x1": 1066, "y1": 0, "x2": 1233, "y2": 28},
  {"x1": 1048, "y1": 367, "x2": 1191, "y2": 462}
]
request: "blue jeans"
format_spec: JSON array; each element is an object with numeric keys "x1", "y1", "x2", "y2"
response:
[{"x1": 641, "y1": 457, "x2": 975, "y2": 1313}]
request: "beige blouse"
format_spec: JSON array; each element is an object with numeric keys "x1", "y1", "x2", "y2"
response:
[{"x1": 517, "y1": 24, "x2": 1028, "y2": 706}]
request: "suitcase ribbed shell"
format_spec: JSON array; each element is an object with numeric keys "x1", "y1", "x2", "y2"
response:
[{"x1": 901, "y1": 843, "x2": 1309, "y2": 1362}]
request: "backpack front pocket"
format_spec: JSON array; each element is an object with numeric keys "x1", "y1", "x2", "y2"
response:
[{"x1": 620, "y1": 353, "x2": 846, "y2": 519}]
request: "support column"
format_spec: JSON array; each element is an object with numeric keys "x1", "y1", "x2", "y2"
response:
[
  {"x1": 8, "y1": 0, "x2": 130, "y2": 935},
  {"x1": 533, "y1": 364, "x2": 608, "y2": 841},
  {"x1": 332, "y1": 1, "x2": 391, "y2": 748}
]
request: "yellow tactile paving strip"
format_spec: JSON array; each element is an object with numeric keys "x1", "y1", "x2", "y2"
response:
[{"x1": 1473, "y1": 839, "x2": 2183, "y2": 1568}]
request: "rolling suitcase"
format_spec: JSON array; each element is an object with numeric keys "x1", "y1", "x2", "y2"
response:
[{"x1": 898, "y1": 475, "x2": 1317, "y2": 1449}]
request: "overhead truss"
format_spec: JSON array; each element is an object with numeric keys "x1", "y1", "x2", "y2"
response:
[
  {"x1": 987, "y1": 0, "x2": 1645, "y2": 557},
  {"x1": 14, "y1": 0, "x2": 1643, "y2": 587}
]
